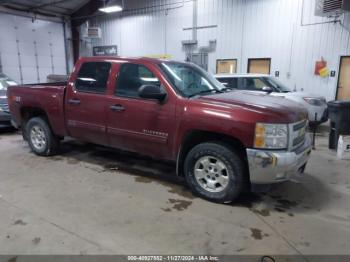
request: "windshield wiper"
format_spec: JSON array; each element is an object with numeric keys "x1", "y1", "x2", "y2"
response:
[{"x1": 188, "y1": 89, "x2": 222, "y2": 98}]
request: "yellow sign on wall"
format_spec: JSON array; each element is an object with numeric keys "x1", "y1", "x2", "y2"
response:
[
  {"x1": 144, "y1": 54, "x2": 172, "y2": 59},
  {"x1": 319, "y1": 67, "x2": 329, "y2": 78}
]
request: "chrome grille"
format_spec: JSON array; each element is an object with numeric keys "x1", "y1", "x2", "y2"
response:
[{"x1": 289, "y1": 119, "x2": 307, "y2": 151}]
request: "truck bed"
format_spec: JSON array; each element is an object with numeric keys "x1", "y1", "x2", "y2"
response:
[{"x1": 7, "y1": 82, "x2": 68, "y2": 136}]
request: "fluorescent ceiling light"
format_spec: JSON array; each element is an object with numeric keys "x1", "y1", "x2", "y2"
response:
[{"x1": 99, "y1": 5, "x2": 123, "y2": 13}]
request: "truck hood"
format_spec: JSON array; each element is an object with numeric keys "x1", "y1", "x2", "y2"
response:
[
  {"x1": 0, "y1": 90, "x2": 7, "y2": 104},
  {"x1": 272, "y1": 91, "x2": 325, "y2": 100},
  {"x1": 240, "y1": 90, "x2": 325, "y2": 100},
  {"x1": 198, "y1": 90, "x2": 308, "y2": 123}
]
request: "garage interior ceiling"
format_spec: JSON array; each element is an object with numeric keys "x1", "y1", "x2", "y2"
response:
[{"x1": 0, "y1": 0, "x2": 91, "y2": 16}]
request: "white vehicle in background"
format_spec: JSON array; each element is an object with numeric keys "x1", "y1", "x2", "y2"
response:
[
  {"x1": 0, "y1": 73, "x2": 18, "y2": 128},
  {"x1": 215, "y1": 74, "x2": 328, "y2": 126}
]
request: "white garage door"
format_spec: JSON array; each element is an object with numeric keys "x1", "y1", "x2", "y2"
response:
[{"x1": 0, "y1": 13, "x2": 67, "y2": 84}]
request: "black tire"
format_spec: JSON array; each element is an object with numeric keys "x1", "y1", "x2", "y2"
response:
[
  {"x1": 184, "y1": 142, "x2": 245, "y2": 203},
  {"x1": 26, "y1": 117, "x2": 59, "y2": 156}
]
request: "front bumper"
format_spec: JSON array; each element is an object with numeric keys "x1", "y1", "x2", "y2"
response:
[
  {"x1": 246, "y1": 134, "x2": 312, "y2": 184},
  {"x1": 0, "y1": 111, "x2": 12, "y2": 128}
]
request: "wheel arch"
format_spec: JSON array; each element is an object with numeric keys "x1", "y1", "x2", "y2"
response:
[
  {"x1": 20, "y1": 107, "x2": 49, "y2": 124},
  {"x1": 20, "y1": 107, "x2": 53, "y2": 139},
  {"x1": 176, "y1": 130, "x2": 248, "y2": 178}
]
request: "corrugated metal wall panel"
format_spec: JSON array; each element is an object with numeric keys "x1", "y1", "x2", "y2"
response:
[
  {"x1": 82, "y1": 0, "x2": 350, "y2": 100},
  {"x1": 0, "y1": 13, "x2": 67, "y2": 84}
]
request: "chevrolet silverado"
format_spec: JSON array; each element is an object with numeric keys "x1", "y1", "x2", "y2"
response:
[{"x1": 7, "y1": 57, "x2": 312, "y2": 203}]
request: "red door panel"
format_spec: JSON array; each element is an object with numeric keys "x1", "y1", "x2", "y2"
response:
[
  {"x1": 65, "y1": 61, "x2": 112, "y2": 146},
  {"x1": 106, "y1": 62, "x2": 177, "y2": 160},
  {"x1": 65, "y1": 83, "x2": 108, "y2": 145},
  {"x1": 107, "y1": 96, "x2": 176, "y2": 159}
]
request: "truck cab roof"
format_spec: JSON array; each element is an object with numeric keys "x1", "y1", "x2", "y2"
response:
[
  {"x1": 78, "y1": 56, "x2": 178, "y2": 65},
  {"x1": 215, "y1": 73, "x2": 271, "y2": 78}
]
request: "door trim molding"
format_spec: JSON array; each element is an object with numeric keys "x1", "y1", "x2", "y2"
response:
[
  {"x1": 67, "y1": 120, "x2": 106, "y2": 132},
  {"x1": 107, "y1": 127, "x2": 168, "y2": 144}
]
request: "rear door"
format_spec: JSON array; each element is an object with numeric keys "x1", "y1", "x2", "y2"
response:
[
  {"x1": 106, "y1": 62, "x2": 176, "y2": 160},
  {"x1": 65, "y1": 61, "x2": 111, "y2": 145}
]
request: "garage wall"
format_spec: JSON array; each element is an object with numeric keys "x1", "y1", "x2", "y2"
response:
[
  {"x1": 83, "y1": 0, "x2": 350, "y2": 100},
  {"x1": 0, "y1": 13, "x2": 67, "y2": 84}
]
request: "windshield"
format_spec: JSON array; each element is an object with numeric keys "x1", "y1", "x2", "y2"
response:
[
  {"x1": 159, "y1": 62, "x2": 225, "y2": 97},
  {"x1": 0, "y1": 76, "x2": 18, "y2": 90},
  {"x1": 263, "y1": 77, "x2": 291, "y2": 93}
]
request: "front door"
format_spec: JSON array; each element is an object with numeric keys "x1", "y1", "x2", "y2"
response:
[
  {"x1": 106, "y1": 62, "x2": 176, "y2": 160},
  {"x1": 337, "y1": 56, "x2": 350, "y2": 100},
  {"x1": 65, "y1": 61, "x2": 111, "y2": 145}
]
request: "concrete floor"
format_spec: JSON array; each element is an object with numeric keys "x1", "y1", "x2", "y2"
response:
[{"x1": 0, "y1": 129, "x2": 350, "y2": 257}]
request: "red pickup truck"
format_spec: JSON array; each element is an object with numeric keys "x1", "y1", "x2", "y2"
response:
[{"x1": 8, "y1": 57, "x2": 312, "y2": 203}]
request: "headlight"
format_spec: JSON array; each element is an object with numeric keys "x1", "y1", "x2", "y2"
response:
[
  {"x1": 303, "y1": 97, "x2": 326, "y2": 106},
  {"x1": 254, "y1": 123, "x2": 288, "y2": 149}
]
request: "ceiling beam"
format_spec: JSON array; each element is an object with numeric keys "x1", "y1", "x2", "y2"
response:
[
  {"x1": 0, "y1": 5, "x2": 64, "y2": 22},
  {"x1": 2, "y1": 2, "x2": 68, "y2": 16},
  {"x1": 27, "y1": 0, "x2": 71, "y2": 11},
  {"x1": 71, "y1": 0, "x2": 104, "y2": 26},
  {"x1": 39, "y1": 4, "x2": 74, "y2": 13}
]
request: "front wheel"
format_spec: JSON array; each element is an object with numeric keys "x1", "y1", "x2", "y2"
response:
[
  {"x1": 26, "y1": 117, "x2": 59, "y2": 156},
  {"x1": 184, "y1": 142, "x2": 245, "y2": 203}
]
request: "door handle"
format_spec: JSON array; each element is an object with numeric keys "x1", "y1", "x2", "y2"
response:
[
  {"x1": 110, "y1": 104, "x2": 125, "y2": 112},
  {"x1": 68, "y1": 99, "x2": 81, "y2": 105}
]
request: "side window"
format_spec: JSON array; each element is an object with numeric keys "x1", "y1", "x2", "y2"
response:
[
  {"x1": 253, "y1": 78, "x2": 266, "y2": 89},
  {"x1": 115, "y1": 63, "x2": 161, "y2": 98},
  {"x1": 75, "y1": 62, "x2": 111, "y2": 93},
  {"x1": 217, "y1": 78, "x2": 238, "y2": 89},
  {"x1": 241, "y1": 78, "x2": 266, "y2": 91}
]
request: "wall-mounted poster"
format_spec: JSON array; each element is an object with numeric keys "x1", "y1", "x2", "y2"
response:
[
  {"x1": 93, "y1": 45, "x2": 118, "y2": 56},
  {"x1": 315, "y1": 59, "x2": 329, "y2": 77}
]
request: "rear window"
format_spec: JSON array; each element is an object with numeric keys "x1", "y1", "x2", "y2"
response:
[{"x1": 75, "y1": 62, "x2": 111, "y2": 93}]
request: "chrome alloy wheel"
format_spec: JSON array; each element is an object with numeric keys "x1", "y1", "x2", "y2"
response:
[
  {"x1": 194, "y1": 156, "x2": 230, "y2": 193},
  {"x1": 30, "y1": 125, "x2": 47, "y2": 151}
]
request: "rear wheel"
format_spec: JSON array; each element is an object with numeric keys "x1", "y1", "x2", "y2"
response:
[
  {"x1": 184, "y1": 142, "x2": 245, "y2": 203},
  {"x1": 26, "y1": 117, "x2": 59, "y2": 156}
]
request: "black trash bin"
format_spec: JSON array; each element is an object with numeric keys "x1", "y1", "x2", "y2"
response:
[{"x1": 327, "y1": 100, "x2": 350, "y2": 149}]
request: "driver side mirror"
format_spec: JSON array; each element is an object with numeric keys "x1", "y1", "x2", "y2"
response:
[
  {"x1": 262, "y1": 86, "x2": 273, "y2": 93},
  {"x1": 138, "y1": 85, "x2": 167, "y2": 102}
]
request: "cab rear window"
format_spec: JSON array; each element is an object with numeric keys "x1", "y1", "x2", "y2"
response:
[{"x1": 75, "y1": 62, "x2": 111, "y2": 94}]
